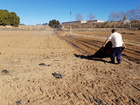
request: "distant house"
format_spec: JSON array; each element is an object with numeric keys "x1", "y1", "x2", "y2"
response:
[
  {"x1": 62, "y1": 20, "x2": 87, "y2": 24},
  {"x1": 123, "y1": 20, "x2": 130, "y2": 25},
  {"x1": 87, "y1": 20, "x2": 104, "y2": 23},
  {"x1": 62, "y1": 20, "x2": 104, "y2": 24}
]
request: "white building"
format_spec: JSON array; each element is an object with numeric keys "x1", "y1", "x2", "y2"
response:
[
  {"x1": 62, "y1": 20, "x2": 104, "y2": 24},
  {"x1": 87, "y1": 20, "x2": 104, "y2": 23},
  {"x1": 62, "y1": 20, "x2": 87, "y2": 24}
]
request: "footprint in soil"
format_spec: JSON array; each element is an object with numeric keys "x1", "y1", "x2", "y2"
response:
[
  {"x1": 1, "y1": 70, "x2": 9, "y2": 74},
  {"x1": 94, "y1": 99, "x2": 104, "y2": 105},
  {"x1": 52, "y1": 72, "x2": 63, "y2": 79},
  {"x1": 16, "y1": 99, "x2": 22, "y2": 105},
  {"x1": 39, "y1": 63, "x2": 51, "y2": 66}
]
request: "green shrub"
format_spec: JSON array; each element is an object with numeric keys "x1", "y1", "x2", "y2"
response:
[{"x1": 0, "y1": 10, "x2": 20, "y2": 26}]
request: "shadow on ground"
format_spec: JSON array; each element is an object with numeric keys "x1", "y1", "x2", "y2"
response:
[{"x1": 74, "y1": 54, "x2": 108, "y2": 63}]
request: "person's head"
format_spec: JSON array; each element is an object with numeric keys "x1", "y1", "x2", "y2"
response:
[{"x1": 111, "y1": 29, "x2": 116, "y2": 33}]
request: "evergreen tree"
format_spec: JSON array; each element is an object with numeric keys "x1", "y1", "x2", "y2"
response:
[
  {"x1": 49, "y1": 19, "x2": 60, "y2": 28},
  {"x1": 0, "y1": 10, "x2": 20, "y2": 26}
]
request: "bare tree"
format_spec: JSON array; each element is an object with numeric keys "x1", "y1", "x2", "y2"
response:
[
  {"x1": 118, "y1": 11, "x2": 127, "y2": 21},
  {"x1": 126, "y1": 9, "x2": 136, "y2": 21},
  {"x1": 76, "y1": 14, "x2": 83, "y2": 21},
  {"x1": 88, "y1": 13, "x2": 95, "y2": 20},
  {"x1": 87, "y1": 13, "x2": 95, "y2": 28},
  {"x1": 108, "y1": 12, "x2": 119, "y2": 28},
  {"x1": 108, "y1": 6, "x2": 140, "y2": 22},
  {"x1": 108, "y1": 12, "x2": 119, "y2": 21},
  {"x1": 122, "y1": 16, "x2": 127, "y2": 22},
  {"x1": 136, "y1": 6, "x2": 140, "y2": 20}
]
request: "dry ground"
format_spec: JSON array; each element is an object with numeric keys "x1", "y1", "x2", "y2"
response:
[
  {"x1": 0, "y1": 27, "x2": 140, "y2": 105},
  {"x1": 62, "y1": 30, "x2": 140, "y2": 64}
]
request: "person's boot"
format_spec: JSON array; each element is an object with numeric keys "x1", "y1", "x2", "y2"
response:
[
  {"x1": 109, "y1": 58, "x2": 115, "y2": 64},
  {"x1": 117, "y1": 60, "x2": 122, "y2": 64}
]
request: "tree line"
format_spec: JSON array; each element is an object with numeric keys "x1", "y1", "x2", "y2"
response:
[
  {"x1": 75, "y1": 6, "x2": 140, "y2": 22},
  {"x1": 49, "y1": 6, "x2": 140, "y2": 29},
  {"x1": 76, "y1": 13, "x2": 95, "y2": 21},
  {"x1": 107, "y1": 6, "x2": 140, "y2": 22},
  {"x1": 0, "y1": 10, "x2": 20, "y2": 27}
]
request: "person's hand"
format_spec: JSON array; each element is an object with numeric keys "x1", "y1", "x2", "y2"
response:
[{"x1": 102, "y1": 44, "x2": 105, "y2": 47}]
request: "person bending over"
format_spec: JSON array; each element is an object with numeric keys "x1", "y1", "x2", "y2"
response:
[{"x1": 102, "y1": 29, "x2": 126, "y2": 64}]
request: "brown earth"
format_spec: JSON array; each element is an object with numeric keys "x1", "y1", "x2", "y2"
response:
[
  {"x1": 61, "y1": 30, "x2": 140, "y2": 64},
  {"x1": 0, "y1": 27, "x2": 140, "y2": 105}
]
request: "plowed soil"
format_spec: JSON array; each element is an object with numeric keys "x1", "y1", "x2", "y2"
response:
[
  {"x1": 0, "y1": 27, "x2": 139, "y2": 105},
  {"x1": 59, "y1": 31, "x2": 140, "y2": 64}
]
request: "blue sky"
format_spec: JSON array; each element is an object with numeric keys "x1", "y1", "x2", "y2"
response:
[{"x1": 1, "y1": 0, "x2": 140, "y2": 25}]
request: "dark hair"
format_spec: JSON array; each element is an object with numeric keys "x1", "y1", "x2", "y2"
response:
[{"x1": 112, "y1": 29, "x2": 116, "y2": 33}]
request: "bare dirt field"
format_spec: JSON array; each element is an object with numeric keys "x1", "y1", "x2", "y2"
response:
[
  {"x1": 0, "y1": 27, "x2": 139, "y2": 105},
  {"x1": 61, "y1": 30, "x2": 140, "y2": 64}
]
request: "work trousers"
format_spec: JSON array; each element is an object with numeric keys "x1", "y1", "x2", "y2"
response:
[{"x1": 110, "y1": 47, "x2": 122, "y2": 63}]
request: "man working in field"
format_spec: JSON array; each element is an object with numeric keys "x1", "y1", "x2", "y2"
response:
[{"x1": 102, "y1": 29, "x2": 126, "y2": 64}]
